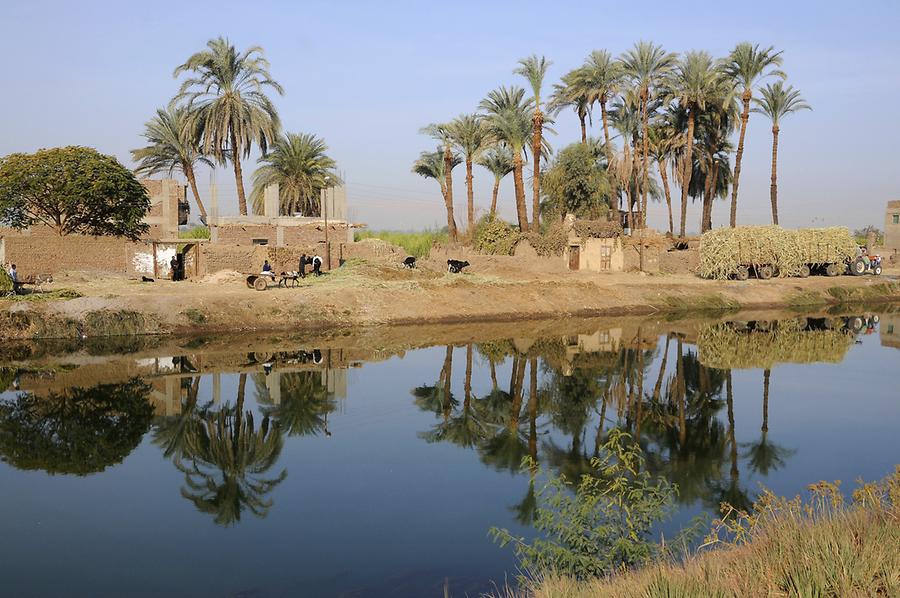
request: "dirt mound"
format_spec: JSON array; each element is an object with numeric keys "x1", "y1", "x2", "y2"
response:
[{"x1": 199, "y1": 270, "x2": 245, "y2": 285}]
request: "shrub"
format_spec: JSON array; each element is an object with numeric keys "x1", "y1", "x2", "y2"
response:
[
  {"x1": 473, "y1": 215, "x2": 521, "y2": 256},
  {"x1": 523, "y1": 222, "x2": 568, "y2": 257}
]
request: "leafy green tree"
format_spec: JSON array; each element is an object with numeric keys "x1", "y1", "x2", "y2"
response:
[
  {"x1": 0, "y1": 379, "x2": 154, "y2": 475},
  {"x1": 132, "y1": 106, "x2": 213, "y2": 222},
  {"x1": 725, "y1": 43, "x2": 785, "y2": 227},
  {"x1": 515, "y1": 55, "x2": 552, "y2": 229},
  {"x1": 476, "y1": 146, "x2": 514, "y2": 216},
  {"x1": 249, "y1": 132, "x2": 341, "y2": 216},
  {"x1": 619, "y1": 42, "x2": 678, "y2": 228},
  {"x1": 0, "y1": 146, "x2": 150, "y2": 239},
  {"x1": 447, "y1": 114, "x2": 490, "y2": 231},
  {"x1": 541, "y1": 141, "x2": 611, "y2": 220},
  {"x1": 174, "y1": 37, "x2": 283, "y2": 216},
  {"x1": 480, "y1": 86, "x2": 535, "y2": 232},
  {"x1": 412, "y1": 148, "x2": 461, "y2": 238},
  {"x1": 666, "y1": 52, "x2": 732, "y2": 237},
  {"x1": 752, "y1": 82, "x2": 811, "y2": 224},
  {"x1": 490, "y1": 430, "x2": 677, "y2": 579}
]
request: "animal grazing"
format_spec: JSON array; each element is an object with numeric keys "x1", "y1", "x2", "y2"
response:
[
  {"x1": 403, "y1": 256, "x2": 417, "y2": 269},
  {"x1": 447, "y1": 259, "x2": 470, "y2": 274},
  {"x1": 141, "y1": 276, "x2": 155, "y2": 282}
]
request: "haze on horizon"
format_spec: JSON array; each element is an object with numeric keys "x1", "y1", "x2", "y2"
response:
[{"x1": 2, "y1": 0, "x2": 898, "y2": 234}]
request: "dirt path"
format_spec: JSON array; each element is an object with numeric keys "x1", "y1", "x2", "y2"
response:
[{"x1": 1, "y1": 259, "x2": 899, "y2": 339}]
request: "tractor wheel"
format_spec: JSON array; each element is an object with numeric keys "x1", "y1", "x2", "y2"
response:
[
  {"x1": 798, "y1": 264, "x2": 811, "y2": 278},
  {"x1": 825, "y1": 263, "x2": 841, "y2": 277},
  {"x1": 246, "y1": 276, "x2": 256, "y2": 289},
  {"x1": 254, "y1": 277, "x2": 268, "y2": 291},
  {"x1": 735, "y1": 266, "x2": 750, "y2": 281},
  {"x1": 874, "y1": 265, "x2": 883, "y2": 276},
  {"x1": 757, "y1": 264, "x2": 774, "y2": 280},
  {"x1": 850, "y1": 257, "x2": 866, "y2": 276},
  {"x1": 850, "y1": 317, "x2": 864, "y2": 333}
]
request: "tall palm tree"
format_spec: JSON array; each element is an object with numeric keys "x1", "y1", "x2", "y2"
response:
[
  {"x1": 666, "y1": 51, "x2": 731, "y2": 237},
  {"x1": 725, "y1": 43, "x2": 785, "y2": 228},
  {"x1": 420, "y1": 123, "x2": 460, "y2": 240},
  {"x1": 648, "y1": 121, "x2": 682, "y2": 234},
  {"x1": 608, "y1": 89, "x2": 642, "y2": 227},
  {"x1": 174, "y1": 37, "x2": 283, "y2": 216},
  {"x1": 480, "y1": 86, "x2": 535, "y2": 231},
  {"x1": 412, "y1": 148, "x2": 462, "y2": 237},
  {"x1": 249, "y1": 132, "x2": 341, "y2": 216},
  {"x1": 753, "y1": 82, "x2": 811, "y2": 225},
  {"x1": 447, "y1": 114, "x2": 490, "y2": 231},
  {"x1": 132, "y1": 106, "x2": 213, "y2": 223},
  {"x1": 549, "y1": 67, "x2": 592, "y2": 144},
  {"x1": 580, "y1": 50, "x2": 622, "y2": 163},
  {"x1": 619, "y1": 42, "x2": 678, "y2": 228},
  {"x1": 476, "y1": 146, "x2": 514, "y2": 216},
  {"x1": 515, "y1": 55, "x2": 552, "y2": 229},
  {"x1": 741, "y1": 369, "x2": 796, "y2": 476}
]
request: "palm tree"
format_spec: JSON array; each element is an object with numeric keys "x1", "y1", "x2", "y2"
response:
[
  {"x1": 580, "y1": 50, "x2": 622, "y2": 163},
  {"x1": 447, "y1": 114, "x2": 490, "y2": 231},
  {"x1": 725, "y1": 43, "x2": 785, "y2": 227},
  {"x1": 132, "y1": 106, "x2": 214, "y2": 223},
  {"x1": 549, "y1": 67, "x2": 592, "y2": 144},
  {"x1": 753, "y1": 82, "x2": 811, "y2": 224},
  {"x1": 619, "y1": 42, "x2": 678, "y2": 228},
  {"x1": 515, "y1": 55, "x2": 552, "y2": 229},
  {"x1": 741, "y1": 369, "x2": 796, "y2": 476},
  {"x1": 476, "y1": 146, "x2": 514, "y2": 216},
  {"x1": 412, "y1": 148, "x2": 461, "y2": 237},
  {"x1": 648, "y1": 121, "x2": 681, "y2": 234},
  {"x1": 249, "y1": 132, "x2": 341, "y2": 216},
  {"x1": 480, "y1": 86, "x2": 535, "y2": 231},
  {"x1": 420, "y1": 123, "x2": 460, "y2": 240},
  {"x1": 174, "y1": 37, "x2": 283, "y2": 216},
  {"x1": 608, "y1": 89, "x2": 642, "y2": 227},
  {"x1": 666, "y1": 51, "x2": 731, "y2": 237}
]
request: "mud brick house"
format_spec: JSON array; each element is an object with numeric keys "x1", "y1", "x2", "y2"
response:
[{"x1": 885, "y1": 201, "x2": 900, "y2": 252}]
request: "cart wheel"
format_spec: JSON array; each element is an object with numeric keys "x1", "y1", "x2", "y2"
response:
[
  {"x1": 850, "y1": 257, "x2": 866, "y2": 276},
  {"x1": 825, "y1": 263, "x2": 841, "y2": 277},
  {"x1": 735, "y1": 266, "x2": 750, "y2": 281},
  {"x1": 757, "y1": 264, "x2": 774, "y2": 280},
  {"x1": 246, "y1": 276, "x2": 257, "y2": 289},
  {"x1": 874, "y1": 265, "x2": 882, "y2": 276},
  {"x1": 254, "y1": 277, "x2": 268, "y2": 291},
  {"x1": 850, "y1": 317, "x2": 864, "y2": 333},
  {"x1": 798, "y1": 264, "x2": 810, "y2": 278}
]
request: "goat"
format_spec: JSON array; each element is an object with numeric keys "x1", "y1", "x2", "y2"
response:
[
  {"x1": 447, "y1": 259, "x2": 470, "y2": 274},
  {"x1": 403, "y1": 256, "x2": 417, "y2": 269},
  {"x1": 141, "y1": 276, "x2": 155, "y2": 282}
]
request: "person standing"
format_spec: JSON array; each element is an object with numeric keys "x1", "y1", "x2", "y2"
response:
[
  {"x1": 169, "y1": 255, "x2": 178, "y2": 281},
  {"x1": 299, "y1": 254, "x2": 308, "y2": 278}
]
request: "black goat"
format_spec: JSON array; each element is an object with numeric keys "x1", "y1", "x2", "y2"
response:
[
  {"x1": 403, "y1": 256, "x2": 417, "y2": 269},
  {"x1": 447, "y1": 259, "x2": 470, "y2": 274}
]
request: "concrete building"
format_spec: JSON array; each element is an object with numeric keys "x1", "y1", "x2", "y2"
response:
[{"x1": 885, "y1": 200, "x2": 900, "y2": 251}]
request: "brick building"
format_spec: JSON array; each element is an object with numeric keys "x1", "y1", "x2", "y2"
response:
[{"x1": 885, "y1": 201, "x2": 900, "y2": 251}]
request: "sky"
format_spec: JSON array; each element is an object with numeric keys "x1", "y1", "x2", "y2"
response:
[{"x1": 2, "y1": 0, "x2": 899, "y2": 233}]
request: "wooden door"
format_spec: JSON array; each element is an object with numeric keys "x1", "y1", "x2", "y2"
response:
[
  {"x1": 600, "y1": 245, "x2": 612, "y2": 271},
  {"x1": 568, "y1": 246, "x2": 580, "y2": 270}
]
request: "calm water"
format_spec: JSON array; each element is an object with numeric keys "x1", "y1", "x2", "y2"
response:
[{"x1": 1, "y1": 310, "x2": 899, "y2": 597}]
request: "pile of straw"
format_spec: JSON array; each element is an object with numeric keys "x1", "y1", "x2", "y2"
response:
[
  {"x1": 794, "y1": 227, "x2": 857, "y2": 265},
  {"x1": 699, "y1": 225, "x2": 802, "y2": 279},
  {"x1": 697, "y1": 319, "x2": 854, "y2": 370}
]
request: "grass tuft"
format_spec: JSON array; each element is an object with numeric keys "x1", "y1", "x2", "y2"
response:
[{"x1": 354, "y1": 229, "x2": 447, "y2": 258}]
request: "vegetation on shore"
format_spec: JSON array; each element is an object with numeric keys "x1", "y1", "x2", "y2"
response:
[{"x1": 354, "y1": 229, "x2": 447, "y2": 258}]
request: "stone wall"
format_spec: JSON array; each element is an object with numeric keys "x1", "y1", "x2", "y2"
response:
[{"x1": 885, "y1": 200, "x2": 900, "y2": 251}]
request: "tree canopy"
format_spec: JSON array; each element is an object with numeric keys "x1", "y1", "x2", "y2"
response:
[
  {"x1": 0, "y1": 146, "x2": 150, "y2": 239},
  {"x1": 542, "y1": 141, "x2": 612, "y2": 219}
]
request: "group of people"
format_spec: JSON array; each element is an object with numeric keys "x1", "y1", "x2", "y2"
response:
[{"x1": 260, "y1": 253, "x2": 323, "y2": 280}]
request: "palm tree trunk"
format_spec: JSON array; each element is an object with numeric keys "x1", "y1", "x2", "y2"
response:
[
  {"x1": 600, "y1": 95, "x2": 612, "y2": 157},
  {"x1": 679, "y1": 108, "x2": 696, "y2": 238},
  {"x1": 726, "y1": 370, "x2": 738, "y2": 482},
  {"x1": 701, "y1": 158, "x2": 713, "y2": 233},
  {"x1": 442, "y1": 345, "x2": 453, "y2": 420},
  {"x1": 528, "y1": 357, "x2": 538, "y2": 460},
  {"x1": 489, "y1": 177, "x2": 500, "y2": 217},
  {"x1": 465, "y1": 158, "x2": 475, "y2": 232},
  {"x1": 509, "y1": 356, "x2": 526, "y2": 431},
  {"x1": 730, "y1": 90, "x2": 752, "y2": 228},
  {"x1": 443, "y1": 145, "x2": 458, "y2": 241},
  {"x1": 183, "y1": 163, "x2": 208, "y2": 222},
  {"x1": 230, "y1": 130, "x2": 248, "y2": 216},
  {"x1": 658, "y1": 159, "x2": 673, "y2": 234},
  {"x1": 762, "y1": 368, "x2": 770, "y2": 433},
  {"x1": 464, "y1": 344, "x2": 473, "y2": 408},
  {"x1": 531, "y1": 109, "x2": 543, "y2": 230},
  {"x1": 489, "y1": 360, "x2": 498, "y2": 390},
  {"x1": 579, "y1": 113, "x2": 587, "y2": 144},
  {"x1": 512, "y1": 152, "x2": 529, "y2": 232},
  {"x1": 640, "y1": 89, "x2": 650, "y2": 228},
  {"x1": 676, "y1": 338, "x2": 686, "y2": 446},
  {"x1": 770, "y1": 125, "x2": 780, "y2": 225},
  {"x1": 652, "y1": 334, "x2": 670, "y2": 402}
]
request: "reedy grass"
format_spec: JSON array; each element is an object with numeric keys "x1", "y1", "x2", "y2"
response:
[
  {"x1": 354, "y1": 229, "x2": 447, "y2": 258},
  {"x1": 495, "y1": 467, "x2": 900, "y2": 598}
]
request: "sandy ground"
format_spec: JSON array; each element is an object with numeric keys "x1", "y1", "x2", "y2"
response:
[{"x1": 2, "y1": 256, "x2": 899, "y2": 339}]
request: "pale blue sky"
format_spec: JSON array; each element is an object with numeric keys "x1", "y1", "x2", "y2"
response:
[{"x1": 2, "y1": 0, "x2": 899, "y2": 232}]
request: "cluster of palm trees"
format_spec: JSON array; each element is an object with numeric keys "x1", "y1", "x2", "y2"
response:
[
  {"x1": 416, "y1": 42, "x2": 810, "y2": 239},
  {"x1": 131, "y1": 37, "x2": 340, "y2": 221}
]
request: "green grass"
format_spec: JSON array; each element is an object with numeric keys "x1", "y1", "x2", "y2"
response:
[
  {"x1": 354, "y1": 229, "x2": 447, "y2": 258},
  {"x1": 179, "y1": 225, "x2": 210, "y2": 240},
  {"x1": 826, "y1": 282, "x2": 900, "y2": 303},
  {"x1": 658, "y1": 294, "x2": 741, "y2": 313}
]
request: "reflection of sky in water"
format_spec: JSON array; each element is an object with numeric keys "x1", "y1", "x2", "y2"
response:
[{"x1": 0, "y1": 314, "x2": 898, "y2": 597}]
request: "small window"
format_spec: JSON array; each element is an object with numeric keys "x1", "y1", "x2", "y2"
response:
[
  {"x1": 893, "y1": 214, "x2": 899, "y2": 225},
  {"x1": 889, "y1": 324, "x2": 895, "y2": 334},
  {"x1": 252, "y1": 238, "x2": 269, "y2": 246}
]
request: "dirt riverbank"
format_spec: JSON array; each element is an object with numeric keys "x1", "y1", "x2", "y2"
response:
[{"x1": 1, "y1": 258, "x2": 899, "y2": 340}]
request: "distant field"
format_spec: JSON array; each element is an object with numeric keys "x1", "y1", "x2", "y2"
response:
[{"x1": 355, "y1": 229, "x2": 447, "y2": 258}]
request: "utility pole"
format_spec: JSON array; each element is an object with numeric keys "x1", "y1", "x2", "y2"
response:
[{"x1": 322, "y1": 185, "x2": 330, "y2": 270}]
